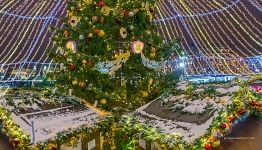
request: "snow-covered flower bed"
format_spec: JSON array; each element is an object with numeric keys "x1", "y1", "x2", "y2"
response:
[
  {"x1": 133, "y1": 81, "x2": 239, "y2": 143},
  {"x1": 0, "y1": 88, "x2": 101, "y2": 145}
]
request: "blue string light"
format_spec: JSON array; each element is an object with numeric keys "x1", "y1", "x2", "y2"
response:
[
  {"x1": 12, "y1": 0, "x2": 62, "y2": 80},
  {"x1": 248, "y1": 0, "x2": 262, "y2": 12},
  {"x1": 0, "y1": 11, "x2": 59, "y2": 20},
  {"x1": 0, "y1": 1, "x2": 63, "y2": 81},
  {"x1": 168, "y1": 2, "x2": 217, "y2": 74}
]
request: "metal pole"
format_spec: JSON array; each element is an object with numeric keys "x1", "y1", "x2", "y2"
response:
[{"x1": 31, "y1": 120, "x2": 35, "y2": 144}]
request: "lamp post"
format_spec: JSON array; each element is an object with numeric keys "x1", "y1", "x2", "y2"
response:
[{"x1": 179, "y1": 56, "x2": 187, "y2": 80}]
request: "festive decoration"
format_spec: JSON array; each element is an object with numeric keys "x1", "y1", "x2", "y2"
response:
[
  {"x1": 68, "y1": 63, "x2": 75, "y2": 71},
  {"x1": 100, "y1": 99, "x2": 107, "y2": 105},
  {"x1": 69, "y1": 16, "x2": 79, "y2": 27},
  {"x1": 131, "y1": 41, "x2": 144, "y2": 54},
  {"x1": 204, "y1": 143, "x2": 211, "y2": 150},
  {"x1": 98, "y1": 1, "x2": 105, "y2": 7},
  {"x1": 66, "y1": 41, "x2": 77, "y2": 53},
  {"x1": 120, "y1": 27, "x2": 127, "y2": 38},
  {"x1": 0, "y1": 88, "x2": 102, "y2": 150},
  {"x1": 48, "y1": 0, "x2": 168, "y2": 114},
  {"x1": 101, "y1": 6, "x2": 111, "y2": 16}
]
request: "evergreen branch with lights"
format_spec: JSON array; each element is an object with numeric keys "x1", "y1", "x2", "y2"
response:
[{"x1": 47, "y1": 0, "x2": 176, "y2": 112}]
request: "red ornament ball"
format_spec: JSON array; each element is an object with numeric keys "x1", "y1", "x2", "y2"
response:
[
  {"x1": 220, "y1": 122, "x2": 227, "y2": 129},
  {"x1": 204, "y1": 143, "x2": 211, "y2": 150},
  {"x1": 86, "y1": 60, "x2": 93, "y2": 67},
  {"x1": 98, "y1": 1, "x2": 105, "y2": 7},
  {"x1": 250, "y1": 100, "x2": 257, "y2": 106},
  {"x1": 238, "y1": 108, "x2": 246, "y2": 115},
  {"x1": 123, "y1": 134, "x2": 129, "y2": 140},
  {"x1": 13, "y1": 138, "x2": 20, "y2": 145},
  {"x1": 68, "y1": 63, "x2": 75, "y2": 71},
  {"x1": 228, "y1": 116, "x2": 235, "y2": 122},
  {"x1": 64, "y1": 30, "x2": 69, "y2": 37},
  {"x1": 124, "y1": 11, "x2": 129, "y2": 17},
  {"x1": 51, "y1": 147, "x2": 57, "y2": 150}
]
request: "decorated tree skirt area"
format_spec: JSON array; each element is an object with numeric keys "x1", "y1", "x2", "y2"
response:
[
  {"x1": 0, "y1": 88, "x2": 103, "y2": 150},
  {"x1": 121, "y1": 76, "x2": 262, "y2": 150},
  {"x1": 0, "y1": 75, "x2": 261, "y2": 150}
]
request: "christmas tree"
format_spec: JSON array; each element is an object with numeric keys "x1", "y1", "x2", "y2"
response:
[{"x1": 48, "y1": 0, "x2": 169, "y2": 111}]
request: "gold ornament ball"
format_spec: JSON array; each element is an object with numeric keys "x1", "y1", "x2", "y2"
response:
[
  {"x1": 151, "y1": 47, "x2": 156, "y2": 53},
  {"x1": 98, "y1": 30, "x2": 105, "y2": 37},
  {"x1": 160, "y1": 144, "x2": 166, "y2": 148},
  {"x1": 100, "y1": 99, "x2": 107, "y2": 105},
  {"x1": 88, "y1": 33, "x2": 93, "y2": 38},
  {"x1": 150, "y1": 52, "x2": 156, "y2": 58},
  {"x1": 79, "y1": 81, "x2": 86, "y2": 88},
  {"x1": 84, "y1": 0, "x2": 92, "y2": 5},
  {"x1": 142, "y1": 91, "x2": 149, "y2": 97},
  {"x1": 72, "y1": 80, "x2": 78, "y2": 85},
  {"x1": 82, "y1": 59, "x2": 87, "y2": 64},
  {"x1": 92, "y1": 16, "x2": 98, "y2": 22},
  {"x1": 212, "y1": 140, "x2": 220, "y2": 147}
]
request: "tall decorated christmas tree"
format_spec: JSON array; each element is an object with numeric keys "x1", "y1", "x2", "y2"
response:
[{"x1": 48, "y1": 0, "x2": 168, "y2": 111}]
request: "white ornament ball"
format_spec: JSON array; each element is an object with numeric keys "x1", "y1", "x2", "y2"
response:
[
  {"x1": 79, "y1": 35, "x2": 84, "y2": 40},
  {"x1": 129, "y1": 25, "x2": 134, "y2": 30},
  {"x1": 128, "y1": 11, "x2": 134, "y2": 17},
  {"x1": 60, "y1": 63, "x2": 64, "y2": 70}
]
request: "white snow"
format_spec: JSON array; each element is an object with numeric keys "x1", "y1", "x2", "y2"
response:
[
  {"x1": 177, "y1": 81, "x2": 188, "y2": 91},
  {"x1": 216, "y1": 85, "x2": 240, "y2": 94},
  {"x1": 10, "y1": 106, "x2": 100, "y2": 143},
  {"x1": 134, "y1": 91, "x2": 231, "y2": 143},
  {"x1": 181, "y1": 100, "x2": 208, "y2": 114}
]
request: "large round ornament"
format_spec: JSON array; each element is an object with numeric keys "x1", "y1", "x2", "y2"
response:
[
  {"x1": 69, "y1": 16, "x2": 79, "y2": 27},
  {"x1": 120, "y1": 27, "x2": 127, "y2": 38},
  {"x1": 131, "y1": 41, "x2": 144, "y2": 54},
  {"x1": 66, "y1": 41, "x2": 77, "y2": 53}
]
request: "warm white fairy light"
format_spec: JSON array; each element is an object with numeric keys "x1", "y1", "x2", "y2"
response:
[
  {"x1": 0, "y1": 0, "x2": 261, "y2": 81},
  {"x1": 0, "y1": 0, "x2": 65, "y2": 81},
  {"x1": 156, "y1": 0, "x2": 261, "y2": 75}
]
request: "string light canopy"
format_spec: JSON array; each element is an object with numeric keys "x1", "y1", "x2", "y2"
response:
[{"x1": 0, "y1": 0, "x2": 261, "y2": 82}]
